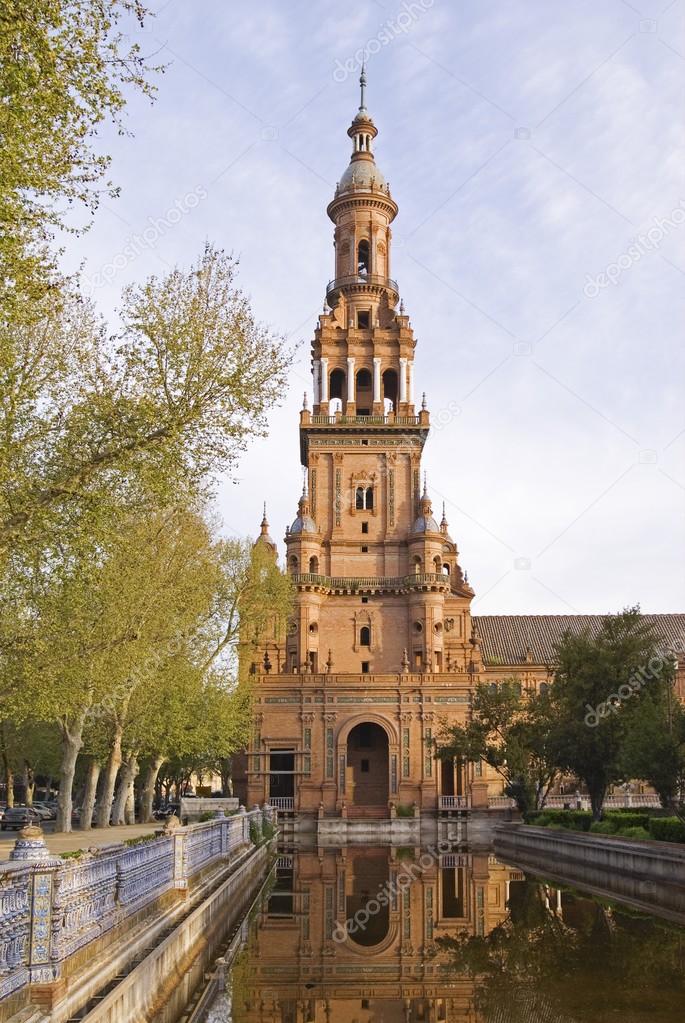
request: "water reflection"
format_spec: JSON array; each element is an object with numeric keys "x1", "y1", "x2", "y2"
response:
[{"x1": 206, "y1": 845, "x2": 685, "y2": 1023}]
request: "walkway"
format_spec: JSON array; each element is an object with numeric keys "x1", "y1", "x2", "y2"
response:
[{"x1": 0, "y1": 821, "x2": 160, "y2": 860}]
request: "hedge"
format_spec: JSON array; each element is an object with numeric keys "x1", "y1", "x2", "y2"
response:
[
  {"x1": 648, "y1": 817, "x2": 685, "y2": 843},
  {"x1": 531, "y1": 809, "x2": 593, "y2": 831},
  {"x1": 604, "y1": 811, "x2": 651, "y2": 830}
]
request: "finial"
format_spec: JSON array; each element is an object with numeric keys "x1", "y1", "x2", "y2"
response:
[
  {"x1": 261, "y1": 501, "x2": 268, "y2": 524},
  {"x1": 399, "y1": 298, "x2": 405, "y2": 314},
  {"x1": 421, "y1": 392, "x2": 427, "y2": 411},
  {"x1": 301, "y1": 468, "x2": 308, "y2": 498},
  {"x1": 422, "y1": 471, "x2": 428, "y2": 497},
  {"x1": 302, "y1": 390, "x2": 309, "y2": 411},
  {"x1": 359, "y1": 61, "x2": 367, "y2": 112}
]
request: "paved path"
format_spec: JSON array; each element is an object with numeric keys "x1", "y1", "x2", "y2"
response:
[{"x1": 0, "y1": 822, "x2": 161, "y2": 861}]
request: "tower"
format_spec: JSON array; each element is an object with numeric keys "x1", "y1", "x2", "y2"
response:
[{"x1": 248, "y1": 72, "x2": 485, "y2": 818}]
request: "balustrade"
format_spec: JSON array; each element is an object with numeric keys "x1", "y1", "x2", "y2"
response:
[{"x1": 0, "y1": 806, "x2": 274, "y2": 1003}]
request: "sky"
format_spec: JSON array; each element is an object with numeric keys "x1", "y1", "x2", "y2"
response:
[{"x1": 61, "y1": 0, "x2": 685, "y2": 616}]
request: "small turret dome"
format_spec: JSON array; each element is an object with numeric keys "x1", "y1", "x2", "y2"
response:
[
  {"x1": 289, "y1": 480, "x2": 317, "y2": 535},
  {"x1": 411, "y1": 477, "x2": 440, "y2": 534}
]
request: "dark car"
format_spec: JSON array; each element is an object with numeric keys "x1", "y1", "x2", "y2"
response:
[{"x1": 1, "y1": 806, "x2": 43, "y2": 830}]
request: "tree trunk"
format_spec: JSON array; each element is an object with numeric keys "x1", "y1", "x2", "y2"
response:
[
  {"x1": 0, "y1": 726, "x2": 14, "y2": 808},
  {"x1": 124, "y1": 757, "x2": 139, "y2": 824},
  {"x1": 80, "y1": 758, "x2": 101, "y2": 831},
  {"x1": 5, "y1": 767, "x2": 14, "y2": 808},
  {"x1": 57, "y1": 713, "x2": 86, "y2": 832},
  {"x1": 220, "y1": 759, "x2": 233, "y2": 797},
  {"x1": 97, "y1": 723, "x2": 123, "y2": 828},
  {"x1": 112, "y1": 753, "x2": 138, "y2": 825},
  {"x1": 589, "y1": 784, "x2": 606, "y2": 821},
  {"x1": 23, "y1": 761, "x2": 35, "y2": 805},
  {"x1": 141, "y1": 756, "x2": 165, "y2": 822}
]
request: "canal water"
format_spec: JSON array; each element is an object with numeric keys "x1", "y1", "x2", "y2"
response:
[{"x1": 189, "y1": 843, "x2": 685, "y2": 1023}]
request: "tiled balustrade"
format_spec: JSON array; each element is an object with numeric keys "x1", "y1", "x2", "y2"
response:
[{"x1": 0, "y1": 805, "x2": 274, "y2": 1002}]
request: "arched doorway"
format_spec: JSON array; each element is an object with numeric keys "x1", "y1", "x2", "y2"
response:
[{"x1": 347, "y1": 722, "x2": 389, "y2": 808}]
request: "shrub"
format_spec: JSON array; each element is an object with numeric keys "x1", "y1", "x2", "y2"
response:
[
  {"x1": 618, "y1": 826, "x2": 650, "y2": 840},
  {"x1": 532, "y1": 809, "x2": 593, "y2": 832},
  {"x1": 395, "y1": 803, "x2": 414, "y2": 818},
  {"x1": 249, "y1": 819, "x2": 263, "y2": 846},
  {"x1": 605, "y1": 811, "x2": 650, "y2": 830},
  {"x1": 262, "y1": 820, "x2": 275, "y2": 841},
  {"x1": 590, "y1": 820, "x2": 617, "y2": 835},
  {"x1": 198, "y1": 811, "x2": 216, "y2": 822},
  {"x1": 649, "y1": 817, "x2": 685, "y2": 843}
]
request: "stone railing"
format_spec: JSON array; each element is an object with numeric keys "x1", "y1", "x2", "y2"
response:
[
  {"x1": 292, "y1": 571, "x2": 450, "y2": 594},
  {"x1": 0, "y1": 805, "x2": 274, "y2": 1004},
  {"x1": 308, "y1": 413, "x2": 421, "y2": 427},
  {"x1": 488, "y1": 793, "x2": 663, "y2": 811},
  {"x1": 438, "y1": 795, "x2": 470, "y2": 810}
]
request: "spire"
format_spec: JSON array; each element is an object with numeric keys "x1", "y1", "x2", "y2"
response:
[
  {"x1": 359, "y1": 62, "x2": 367, "y2": 114},
  {"x1": 255, "y1": 501, "x2": 277, "y2": 555},
  {"x1": 440, "y1": 501, "x2": 449, "y2": 534}
]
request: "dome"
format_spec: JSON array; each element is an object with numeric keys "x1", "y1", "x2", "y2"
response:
[
  {"x1": 412, "y1": 513, "x2": 440, "y2": 534},
  {"x1": 289, "y1": 514, "x2": 317, "y2": 535},
  {"x1": 338, "y1": 158, "x2": 387, "y2": 193}
]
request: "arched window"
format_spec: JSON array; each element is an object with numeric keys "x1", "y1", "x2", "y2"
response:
[
  {"x1": 413, "y1": 555, "x2": 422, "y2": 573},
  {"x1": 442, "y1": 563, "x2": 450, "y2": 575},
  {"x1": 288, "y1": 555, "x2": 298, "y2": 573},
  {"x1": 539, "y1": 682, "x2": 549, "y2": 697},
  {"x1": 357, "y1": 239, "x2": 370, "y2": 276},
  {"x1": 330, "y1": 368, "x2": 345, "y2": 401},
  {"x1": 356, "y1": 368, "x2": 372, "y2": 414},
  {"x1": 355, "y1": 486, "x2": 374, "y2": 511},
  {"x1": 382, "y1": 369, "x2": 398, "y2": 410},
  {"x1": 309, "y1": 555, "x2": 319, "y2": 574},
  {"x1": 433, "y1": 555, "x2": 442, "y2": 573},
  {"x1": 360, "y1": 625, "x2": 371, "y2": 647}
]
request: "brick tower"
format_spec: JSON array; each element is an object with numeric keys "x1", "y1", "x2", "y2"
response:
[{"x1": 247, "y1": 71, "x2": 487, "y2": 818}]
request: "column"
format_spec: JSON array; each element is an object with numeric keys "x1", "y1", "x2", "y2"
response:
[
  {"x1": 312, "y1": 359, "x2": 320, "y2": 405},
  {"x1": 346, "y1": 356, "x2": 355, "y2": 403},
  {"x1": 373, "y1": 357, "x2": 381, "y2": 404},
  {"x1": 320, "y1": 357, "x2": 329, "y2": 403},
  {"x1": 407, "y1": 361, "x2": 414, "y2": 404},
  {"x1": 399, "y1": 358, "x2": 408, "y2": 403}
]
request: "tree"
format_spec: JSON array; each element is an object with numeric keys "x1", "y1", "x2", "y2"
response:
[
  {"x1": 0, "y1": 1, "x2": 160, "y2": 310},
  {"x1": 436, "y1": 680, "x2": 559, "y2": 815},
  {"x1": 0, "y1": 247, "x2": 292, "y2": 553},
  {"x1": 621, "y1": 678, "x2": 685, "y2": 821},
  {"x1": 549, "y1": 608, "x2": 668, "y2": 820}
]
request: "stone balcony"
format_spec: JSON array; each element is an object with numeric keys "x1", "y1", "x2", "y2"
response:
[{"x1": 291, "y1": 571, "x2": 451, "y2": 595}]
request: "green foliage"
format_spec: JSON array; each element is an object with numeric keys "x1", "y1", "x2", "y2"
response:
[
  {"x1": 604, "y1": 811, "x2": 650, "y2": 830},
  {"x1": 590, "y1": 820, "x2": 618, "y2": 835},
  {"x1": 619, "y1": 826, "x2": 650, "y2": 840},
  {"x1": 123, "y1": 832, "x2": 157, "y2": 846},
  {"x1": 437, "y1": 678, "x2": 559, "y2": 815},
  {"x1": 549, "y1": 608, "x2": 672, "y2": 820},
  {"x1": 395, "y1": 803, "x2": 414, "y2": 818},
  {"x1": 198, "y1": 812, "x2": 216, "y2": 823},
  {"x1": 249, "y1": 818, "x2": 262, "y2": 846},
  {"x1": 649, "y1": 817, "x2": 685, "y2": 843},
  {"x1": 620, "y1": 684, "x2": 685, "y2": 820},
  {"x1": 262, "y1": 820, "x2": 275, "y2": 841},
  {"x1": 531, "y1": 809, "x2": 593, "y2": 831},
  {"x1": 0, "y1": 1, "x2": 160, "y2": 309}
]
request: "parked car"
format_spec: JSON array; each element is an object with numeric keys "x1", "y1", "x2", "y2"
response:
[
  {"x1": 32, "y1": 801, "x2": 57, "y2": 820},
  {"x1": 1, "y1": 806, "x2": 43, "y2": 830}
]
